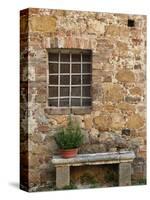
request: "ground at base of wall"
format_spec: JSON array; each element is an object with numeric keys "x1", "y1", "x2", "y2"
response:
[{"x1": 25, "y1": 177, "x2": 146, "y2": 192}]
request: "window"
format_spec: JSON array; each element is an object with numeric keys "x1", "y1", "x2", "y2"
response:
[{"x1": 48, "y1": 49, "x2": 92, "y2": 107}]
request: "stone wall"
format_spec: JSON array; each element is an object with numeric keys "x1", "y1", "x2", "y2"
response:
[{"x1": 20, "y1": 8, "x2": 146, "y2": 191}]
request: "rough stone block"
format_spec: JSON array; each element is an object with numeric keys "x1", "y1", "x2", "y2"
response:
[
  {"x1": 129, "y1": 87, "x2": 142, "y2": 96},
  {"x1": 127, "y1": 114, "x2": 144, "y2": 129},
  {"x1": 115, "y1": 69, "x2": 135, "y2": 82},
  {"x1": 94, "y1": 115, "x2": 111, "y2": 131},
  {"x1": 103, "y1": 84, "x2": 124, "y2": 102},
  {"x1": 29, "y1": 16, "x2": 56, "y2": 32},
  {"x1": 125, "y1": 96, "x2": 141, "y2": 104}
]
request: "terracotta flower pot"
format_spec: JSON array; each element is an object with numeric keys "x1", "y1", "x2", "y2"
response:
[{"x1": 60, "y1": 148, "x2": 78, "y2": 158}]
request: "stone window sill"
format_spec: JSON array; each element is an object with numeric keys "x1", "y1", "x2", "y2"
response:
[{"x1": 44, "y1": 107, "x2": 92, "y2": 115}]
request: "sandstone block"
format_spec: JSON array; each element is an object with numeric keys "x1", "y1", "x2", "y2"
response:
[
  {"x1": 94, "y1": 115, "x2": 111, "y2": 131},
  {"x1": 129, "y1": 87, "x2": 142, "y2": 96},
  {"x1": 106, "y1": 25, "x2": 120, "y2": 37},
  {"x1": 53, "y1": 116, "x2": 67, "y2": 124},
  {"x1": 117, "y1": 41, "x2": 128, "y2": 52},
  {"x1": 117, "y1": 102, "x2": 135, "y2": 113},
  {"x1": 127, "y1": 114, "x2": 144, "y2": 129},
  {"x1": 103, "y1": 103, "x2": 116, "y2": 113},
  {"x1": 103, "y1": 84, "x2": 124, "y2": 102},
  {"x1": 119, "y1": 26, "x2": 129, "y2": 38},
  {"x1": 115, "y1": 69, "x2": 135, "y2": 82},
  {"x1": 110, "y1": 113, "x2": 125, "y2": 130},
  {"x1": 88, "y1": 19, "x2": 105, "y2": 34},
  {"x1": 29, "y1": 16, "x2": 56, "y2": 32},
  {"x1": 84, "y1": 117, "x2": 93, "y2": 129}
]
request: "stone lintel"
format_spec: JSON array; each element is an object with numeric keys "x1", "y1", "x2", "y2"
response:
[{"x1": 52, "y1": 151, "x2": 135, "y2": 167}]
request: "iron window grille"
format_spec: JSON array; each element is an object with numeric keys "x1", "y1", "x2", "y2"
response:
[{"x1": 48, "y1": 49, "x2": 92, "y2": 107}]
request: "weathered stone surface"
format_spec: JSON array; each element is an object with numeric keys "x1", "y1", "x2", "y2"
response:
[
  {"x1": 132, "y1": 157, "x2": 146, "y2": 181},
  {"x1": 103, "y1": 103, "x2": 116, "y2": 112},
  {"x1": 130, "y1": 137, "x2": 144, "y2": 146},
  {"x1": 106, "y1": 25, "x2": 120, "y2": 37},
  {"x1": 92, "y1": 84, "x2": 102, "y2": 101},
  {"x1": 127, "y1": 114, "x2": 144, "y2": 129},
  {"x1": 53, "y1": 151, "x2": 135, "y2": 188},
  {"x1": 115, "y1": 69, "x2": 135, "y2": 82},
  {"x1": 52, "y1": 151, "x2": 135, "y2": 165},
  {"x1": 80, "y1": 143, "x2": 106, "y2": 153},
  {"x1": 94, "y1": 115, "x2": 111, "y2": 131},
  {"x1": 116, "y1": 41, "x2": 128, "y2": 56},
  {"x1": 88, "y1": 19, "x2": 105, "y2": 34},
  {"x1": 84, "y1": 117, "x2": 93, "y2": 129},
  {"x1": 53, "y1": 116, "x2": 66, "y2": 124},
  {"x1": 110, "y1": 113, "x2": 125, "y2": 130},
  {"x1": 43, "y1": 136, "x2": 58, "y2": 153},
  {"x1": 28, "y1": 170, "x2": 40, "y2": 186},
  {"x1": 88, "y1": 128, "x2": 100, "y2": 143},
  {"x1": 29, "y1": 134, "x2": 42, "y2": 144},
  {"x1": 56, "y1": 166, "x2": 70, "y2": 188},
  {"x1": 29, "y1": 154, "x2": 41, "y2": 168},
  {"x1": 125, "y1": 96, "x2": 141, "y2": 104},
  {"x1": 119, "y1": 163, "x2": 131, "y2": 186},
  {"x1": 81, "y1": 130, "x2": 90, "y2": 145},
  {"x1": 103, "y1": 84, "x2": 124, "y2": 102},
  {"x1": 98, "y1": 132, "x2": 128, "y2": 150},
  {"x1": 29, "y1": 16, "x2": 56, "y2": 32},
  {"x1": 117, "y1": 102, "x2": 135, "y2": 113},
  {"x1": 103, "y1": 75, "x2": 112, "y2": 82},
  {"x1": 129, "y1": 87, "x2": 142, "y2": 96},
  {"x1": 38, "y1": 124, "x2": 49, "y2": 133}
]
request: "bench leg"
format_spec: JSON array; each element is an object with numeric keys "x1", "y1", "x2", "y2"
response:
[
  {"x1": 56, "y1": 166, "x2": 70, "y2": 189},
  {"x1": 119, "y1": 163, "x2": 132, "y2": 186}
]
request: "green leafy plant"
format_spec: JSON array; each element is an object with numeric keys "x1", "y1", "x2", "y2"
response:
[
  {"x1": 62, "y1": 183, "x2": 77, "y2": 190},
  {"x1": 132, "y1": 178, "x2": 147, "y2": 186},
  {"x1": 80, "y1": 172, "x2": 98, "y2": 187},
  {"x1": 104, "y1": 169, "x2": 118, "y2": 186},
  {"x1": 54, "y1": 116, "x2": 84, "y2": 150}
]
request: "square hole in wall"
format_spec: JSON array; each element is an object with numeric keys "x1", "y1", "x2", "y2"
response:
[{"x1": 128, "y1": 19, "x2": 135, "y2": 27}]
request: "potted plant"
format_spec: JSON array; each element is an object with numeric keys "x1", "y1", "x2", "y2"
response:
[{"x1": 54, "y1": 116, "x2": 84, "y2": 158}]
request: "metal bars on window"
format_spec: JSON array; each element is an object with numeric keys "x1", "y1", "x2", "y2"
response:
[{"x1": 48, "y1": 49, "x2": 92, "y2": 107}]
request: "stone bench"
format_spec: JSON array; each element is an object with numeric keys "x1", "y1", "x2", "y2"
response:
[{"x1": 52, "y1": 151, "x2": 135, "y2": 188}]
